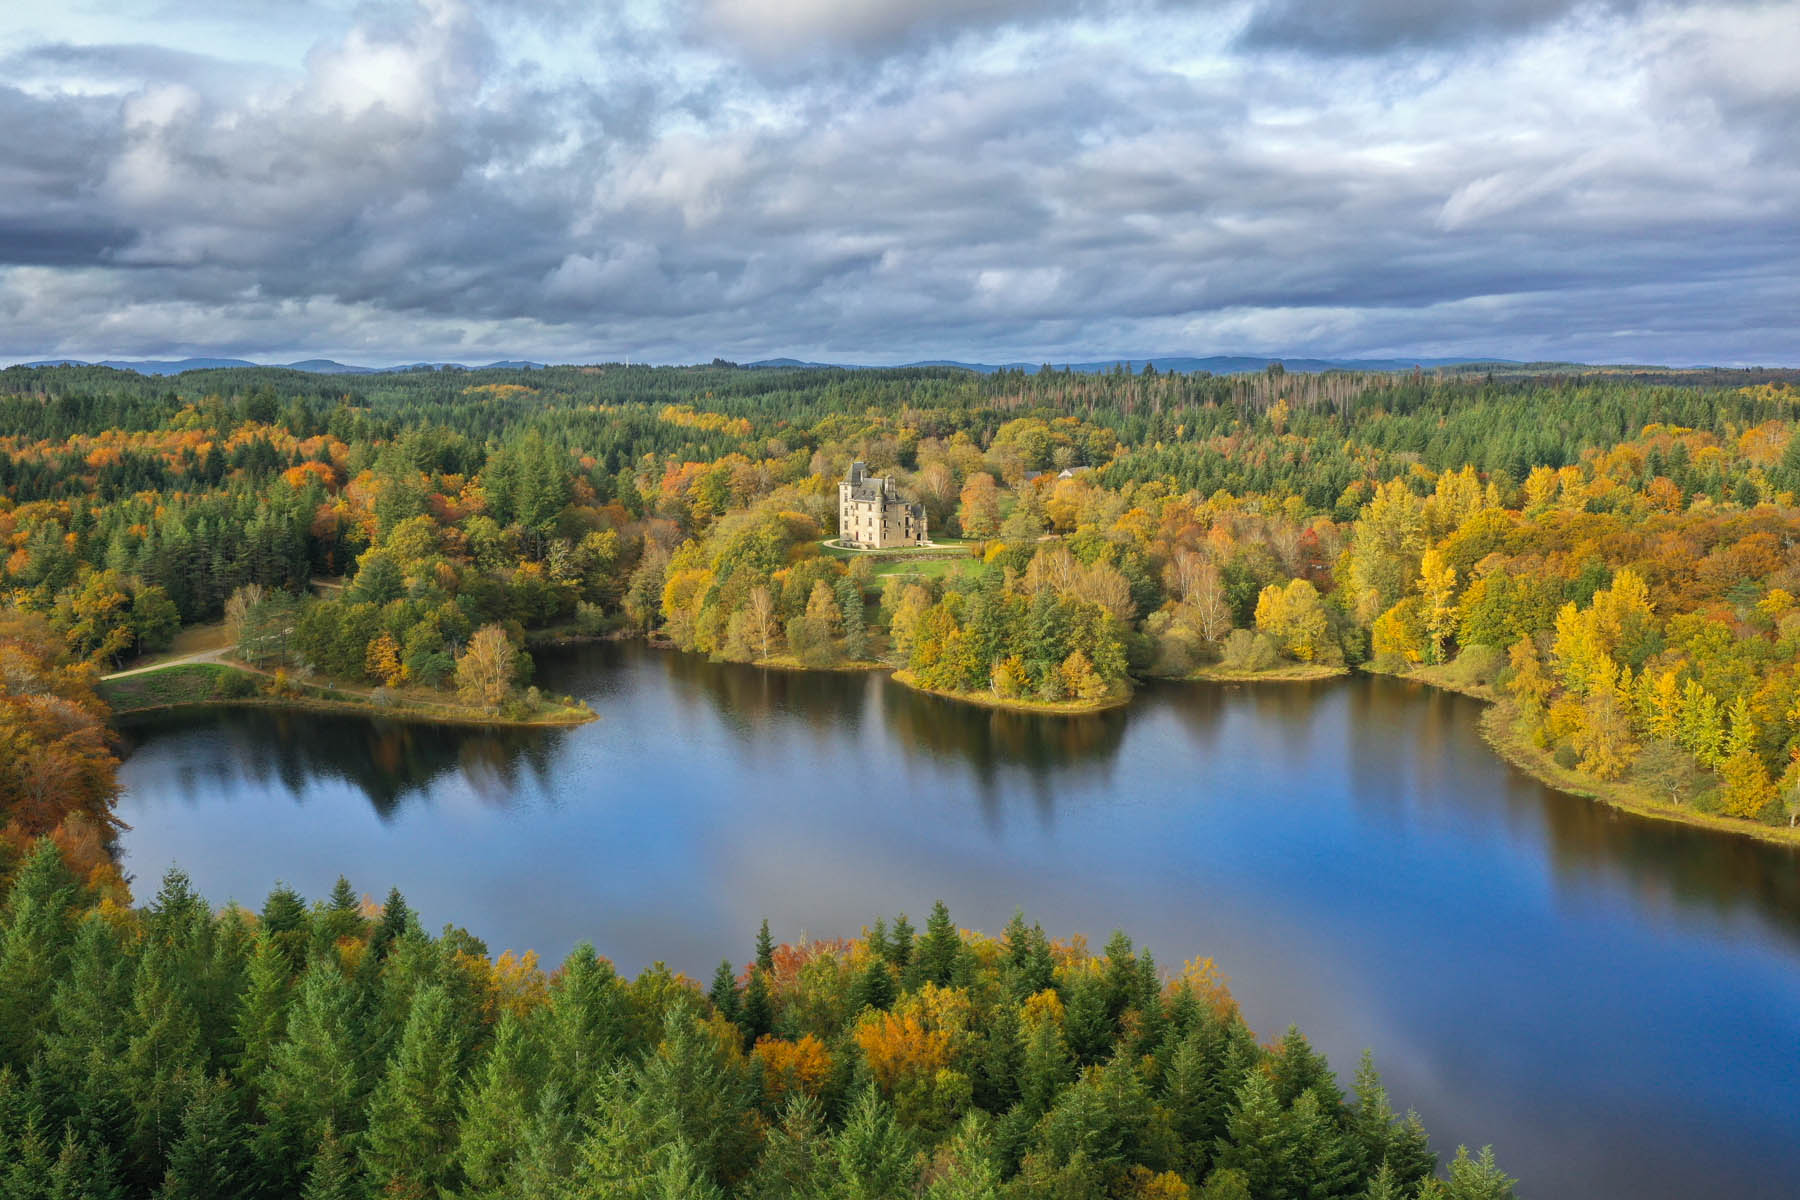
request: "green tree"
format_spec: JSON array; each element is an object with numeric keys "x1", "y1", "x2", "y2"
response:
[{"x1": 361, "y1": 984, "x2": 470, "y2": 1199}]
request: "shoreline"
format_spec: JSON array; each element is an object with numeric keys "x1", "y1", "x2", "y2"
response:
[
  {"x1": 1387, "y1": 665, "x2": 1800, "y2": 848},
  {"x1": 1177, "y1": 662, "x2": 1349, "y2": 684},
  {"x1": 101, "y1": 661, "x2": 595, "y2": 730},
  {"x1": 890, "y1": 668, "x2": 1130, "y2": 715}
]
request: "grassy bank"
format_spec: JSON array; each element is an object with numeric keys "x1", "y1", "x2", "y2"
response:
[
  {"x1": 100, "y1": 661, "x2": 595, "y2": 729},
  {"x1": 891, "y1": 668, "x2": 1129, "y2": 715},
  {"x1": 1181, "y1": 662, "x2": 1349, "y2": 684},
  {"x1": 1474, "y1": 700, "x2": 1800, "y2": 847},
  {"x1": 1380, "y1": 661, "x2": 1800, "y2": 848}
]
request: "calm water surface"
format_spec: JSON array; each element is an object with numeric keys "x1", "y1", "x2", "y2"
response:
[{"x1": 115, "y1": 642, "x2": 1800, "y2": 1200}]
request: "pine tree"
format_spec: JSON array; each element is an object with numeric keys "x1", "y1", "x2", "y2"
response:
[
  {"x1": 914, "y1": 901, "x2": 961, "y2": 988},
  {"x1": 369, "y1": 888, "x2": 412, "y2": 961},
  {"x1": 158, "y1": 1075, "x2": 252, "y2": 1200},
  {"x1": 455, "y1": 1010, "x2": 542, "y2": 1198},
  {"x1": 254, "y1": 962, "x2": 365, "y2": 1197},
  {"x1": 709, "y1": 960, "x2": 741, "y2": 1024},
  {"x1": 755, "y1": 919, "x2": 775, "y2": 973},
  {"x1": 361, "y1": 984, "x2": 470, "y2": 1198},
  {"x1": 298, "y1": 1123, "x2": 362, "y2": 1200},
  {"x1": 743, "y1": 1093, "x2": 830, "y2": 1200},
  {"x1": 633, "y1": 1007, "x2": 759, "y2": 1189},
  {"x1": 888, "y1": 914, "x2": 915, "y2": 971},
  {"x1": 1213, "y1": 1071, "x2": 1294, "y2": 1200},
  {"x1": 830, "y1": 1085, "x2": 918, "y2": 1200},
  {"x1": 742, "y1": 967, "x2": 774, "y2": 1043},
  {"x1": 0, "y1": 841, "x2": 77, "y2": 1070},
  {"x1": 542, "y1": 944, "x2": 630, "y2": 1117}
]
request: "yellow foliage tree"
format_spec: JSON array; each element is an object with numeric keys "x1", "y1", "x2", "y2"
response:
[
  {"x1": 454, "y1": 625, "x2": 517, "y2": 714},
  {"x1": 1416, "y1": 548, "x2": 1458, "y2": 665}
]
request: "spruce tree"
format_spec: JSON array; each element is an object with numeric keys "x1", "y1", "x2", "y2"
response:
[
  {"x1": 542, "y1": 944, "x2": 630, "y2": 1117},
  {"x1": 298, "y1": 1124, "x2": 362, "y2": 1200},
  {"x1": 0, "y1": 841, "x2": 77, "y2": 1070},
  {"x1": 360, "y1": 985, "x2": 470, "y2": 1198},
  {"x1": 837, "y1": 576, "x2": 868, "y2": 661},
  {"x1": 742, "y1": 1093, "x2": 830, "y2": 1200},
  {"x1": 888, "y1": 914, "x2": 914, "y2": 972},
  {"x1": 914, "y1": 901, "x2": 961, "y2": 988},
  {"x1": 741, "y1": 967, "x2": 774, "y2": 1043},
  {"x1": 231, "y1": 935, "x2": 291, "y2": 1102},
  {"x1": 258, "y1": 885, "x2": 310, "y2": 972},
  {"x1": 158, "y1": 1075, "x2": 252, "y2": 1200},
  {"x1": 455, "y1": 1010, "x2": 541, "y2": 1198},
  {"x1": 1213, "y1": 1071, "x2": 1294, "y2": 1200},
  {"x1": 830, "y1": 1085, "x2": 918, "y2": 1199},
  {"x1": 369, "y1": 888, "x2": 412, "y2": 961},
  {"x1": 923, "y1": 1112, "x2": 1003, "y2": 1200},
  {"x1": 755, "y1": 919, "x2": 775, "y2": 973},
  {"x1": 708, "y1": 960, "x2": 741, "y2": 1024},
  {"x1": 253, "y1": 962, "x2": 365, "y2": 1197},
  {"x1": 633, "y1": 1008, "x2": 759, "y2": 1189}
]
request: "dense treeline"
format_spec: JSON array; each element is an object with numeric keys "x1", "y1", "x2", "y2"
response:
[
  {"x1": 7, "y1": 364, "x2": 1800, "y2": 837},
  {"x1": 0, "y1": 845, "x2": 1515, "y2": 1199}
]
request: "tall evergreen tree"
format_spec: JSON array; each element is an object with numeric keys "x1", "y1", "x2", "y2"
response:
[{"x1": 360, "y1": 985, "x2": 470, "y2": 1198}]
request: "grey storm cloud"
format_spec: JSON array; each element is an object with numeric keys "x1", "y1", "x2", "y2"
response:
[{"x1": 0, "y1": 0, "x2": 1795, "y2": 366}]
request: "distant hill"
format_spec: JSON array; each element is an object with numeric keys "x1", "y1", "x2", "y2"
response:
[
  {"x1": 12, "y1": 357, "x2": 546, "y2": 376},
  {"x1": 748, "y1": 354, "x2": 1531, "y2": 375}
]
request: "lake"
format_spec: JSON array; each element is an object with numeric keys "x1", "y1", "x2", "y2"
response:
[{"x1": 114, "y1": 641, "x2": 1800, "y2": 1199}]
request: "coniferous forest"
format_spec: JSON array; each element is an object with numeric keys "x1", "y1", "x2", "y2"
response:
[
  {"x1": 0, "y1": 842, "x2": 1512, "y2": 1200},
  {"x1": 8, "y1": 359, "x2": 1800, "y2": 1196}
]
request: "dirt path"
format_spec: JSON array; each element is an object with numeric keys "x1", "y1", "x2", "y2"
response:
[{"x1": 101, "y1": 645, "x2": 232, "y2": 681}]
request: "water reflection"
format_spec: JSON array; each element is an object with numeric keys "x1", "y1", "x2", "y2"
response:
[
  {"x1": 117, "y1": 709, "x2": 561, "y2": 816},
  {"x1": 113, "y1": 640, "x2": 1800, "y2": 1200}
]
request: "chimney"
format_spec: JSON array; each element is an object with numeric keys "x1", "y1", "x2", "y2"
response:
[{"x1": 849, "y1": 461, "x2": 866, "y2": 485}]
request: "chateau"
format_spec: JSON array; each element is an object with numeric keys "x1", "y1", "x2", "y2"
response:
[{"x1": 838, "y1": 461, "x2": 927, "y2": 548}]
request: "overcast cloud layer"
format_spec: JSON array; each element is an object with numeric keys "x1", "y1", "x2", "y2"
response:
[{"x1": 1, "y1": 0, "x2": 1795, "y2": 366}]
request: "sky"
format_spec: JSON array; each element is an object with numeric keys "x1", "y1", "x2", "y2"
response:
[{"x1": 1, "y1": 0, "x2": 1796, "y2": 367}]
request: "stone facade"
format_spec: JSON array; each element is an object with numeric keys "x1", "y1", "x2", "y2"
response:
[{"x1": 837, "y1": 461, "x2": 927, "y2": 548}]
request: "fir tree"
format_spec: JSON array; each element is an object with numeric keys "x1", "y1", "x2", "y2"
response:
[
  {"x1": 455, "y1": 1009, "x2": 541, "y2": 1197},
  {"x1": 0, "y1": 840, "x2": 78, "y2": 1069},
  {"x1": 742, "y1": 967, "x2": 774, "y2": 1043},
  {"x1": 361, "y1": 985, "x2": 470, "y2": 1198},
  {"x1": 542, "y1": 944, "x2": 630, "y2": 1117},
  {"x1": 914, "y1": 901, "x2": 961, "y2": 988},
  {"x1": 158, "y1": 1075, "x2": 252, "y2": 1200},
  {"x1": 755, "y1": 919, "x2": 775, "y2": 973},
  {"x1": 830, "y1": 1085, "x2": 918, "y2": 1199},
  {"x1": 298, "y1": 1123, "x2": 362, "y2": 1200},
  {"x1": 742, "y1": 1094, "x2": 830, "y2": 1200},
  {"x1": 708, "y1": 960, "x2": 741, "y2": 1025}
]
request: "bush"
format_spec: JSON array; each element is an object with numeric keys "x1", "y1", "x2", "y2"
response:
[
  {"x1": 574, "y1": 600, "x2": 609, "y2": 637},
  {"x1": 1220, "y1": 629, "x2": 1278, "y2": 672},
  {"x1": 212, "y1": 669, "x2": 259, "y2": 700},
  {"x1": 1552, "y1": 744, "x2": 1579, "y2": 770},
  {"x1": 1442, "y1": 643, "x2": 1504, "y2": 688}
]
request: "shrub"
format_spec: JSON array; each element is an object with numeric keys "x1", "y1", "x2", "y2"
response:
[{"x1": 213, "y1": 669, "x2": 259, "y2": 700}]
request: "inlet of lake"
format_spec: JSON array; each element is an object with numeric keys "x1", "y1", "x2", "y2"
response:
[{"x1": 113, "y1": 640, "x2": 1800, "y2": 1199}]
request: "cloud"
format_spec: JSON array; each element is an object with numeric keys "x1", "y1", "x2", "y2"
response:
[
  {"x1": 1238, "y1": 0, "x2": 1642, "y2": 53},
  {"x1": 0, "y1": 0, "x2": 1795, "y2": 366}
]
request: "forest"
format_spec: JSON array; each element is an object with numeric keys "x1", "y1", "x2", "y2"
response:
[
  {"x1": 11, "y1": 358, "x2": 1800, "y2": 1196},
  {"x1": 0, "y1": 841, "x2": 1516, "y2": 1200},
  {"x1": 7, "y1": 360, "x2": 1800, "y2": 844}
]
